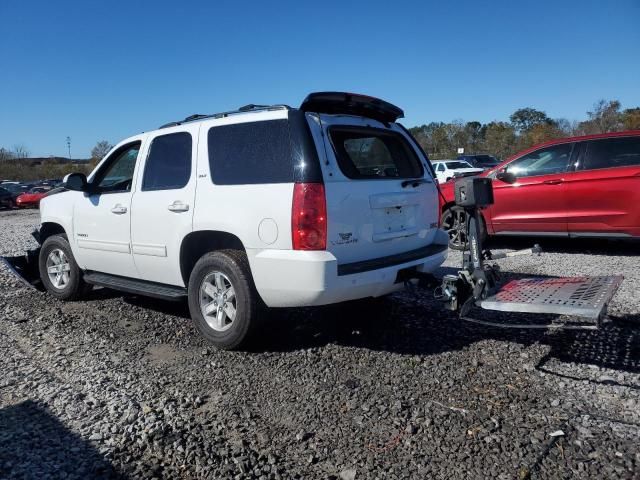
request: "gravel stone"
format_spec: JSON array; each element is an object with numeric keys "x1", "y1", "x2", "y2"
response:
[{"x1": 0, "y1": 210, "x2": 638, "y2": 479}]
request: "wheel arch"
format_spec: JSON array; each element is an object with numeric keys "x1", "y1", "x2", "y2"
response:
[
  {"x1": 39, "y1": 222, "x2": 67, "y2": 244},
  {"x1": 179, "y1": 230, "x2": 246, "y2": 286}
]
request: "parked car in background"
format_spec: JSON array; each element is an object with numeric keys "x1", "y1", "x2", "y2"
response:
[
  {"x1": 440, "y1": 131, "x2": 640, "y2": 249},
  {"x1": 457, "y1": 154, "x2": 501, "y2": 169},
  {"x1": 1, "y1": 183, "x2": 33, "y2": 208},
  {"x1": 16, "y1": 186, "x2": 52, "y2": 208},
  {"x1": 431, "y1": 160, "x2": 483, "y2": 183},
  {"x1": 0, "y1": 187, "x2": 14, "y2": 209}
]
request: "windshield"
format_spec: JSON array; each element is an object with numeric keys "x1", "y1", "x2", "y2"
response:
[{"x1": 446, "y1": 161, "x2": 474, "y2": 169}]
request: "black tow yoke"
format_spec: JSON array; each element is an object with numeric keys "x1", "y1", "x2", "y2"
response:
[{"x1": 434, "y1": 177, "x2": 623, "y2": 330}]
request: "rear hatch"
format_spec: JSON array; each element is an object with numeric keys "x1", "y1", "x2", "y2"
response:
[{"x1": 308, "y1": 113, "x2": 440, "y2": 266}]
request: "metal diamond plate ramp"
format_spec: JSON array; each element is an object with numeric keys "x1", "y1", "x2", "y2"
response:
[{"x1": 479, "y1": 275, "x2": 623, "y2": 319}]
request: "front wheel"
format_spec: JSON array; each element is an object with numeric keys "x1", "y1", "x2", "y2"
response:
[
  {"x1": 441, "y1": 206, "x2": 487, "y2": 250},
  {"x1": 188, "y1": 250, "x2": 263, "y2": 350},
  {"x1": 39, "y1": 234, "x2": 91, "y2": 300}
]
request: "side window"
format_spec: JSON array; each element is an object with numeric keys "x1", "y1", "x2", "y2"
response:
[
  {"x1": 142, "y1": 132, "x2": 192, "y2": 191},
  {"x1": 582, "y1": 137, "x2": 640, "y2": 170},
  {"x1": 92, "y1": 143, "x2": 141, "y2": 193},
  {"x1": 505, "y1": 143, "x2": 573, "y2": 178},
  {"x1": 437, "y1": 163, "x2": 445, "y2": 172},
  {"x1": 208, "y1": 120, "x2": 293, "y2": 185}
]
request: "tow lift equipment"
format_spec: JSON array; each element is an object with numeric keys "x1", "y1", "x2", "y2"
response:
[
  {"x1": 427, "y1": 177, "x2": 623, "y2": 330},
  {"x1": 1, "y1": 178, "x2": 623, "y2": 331}
]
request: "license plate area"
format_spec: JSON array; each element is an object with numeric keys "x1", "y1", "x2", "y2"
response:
[{"x1": 371, "y1": 205, "x2": 418, "y2": 241}]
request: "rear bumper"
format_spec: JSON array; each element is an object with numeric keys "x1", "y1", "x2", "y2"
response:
[{"x1": 247, "y1": 231, "x2": 449, "y2": 308}]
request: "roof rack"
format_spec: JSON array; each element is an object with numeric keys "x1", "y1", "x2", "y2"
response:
[{"x1": 158, "y1": 104, "x2": 291, "y2": 129}]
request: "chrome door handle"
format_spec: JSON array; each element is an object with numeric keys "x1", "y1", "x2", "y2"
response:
[
  {"x1": 167, "y1": 201, "x2": 189, "y2": 213},
  {"x1": 111, "y1": 204, "x2": 127, "y2": 214}
]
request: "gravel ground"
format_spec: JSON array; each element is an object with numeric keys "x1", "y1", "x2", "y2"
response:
[{"x1": 0, "y1": 209, "x2": 638, "y2": 479}]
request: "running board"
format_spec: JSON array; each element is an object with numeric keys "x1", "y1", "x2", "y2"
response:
[
  {"x1": 83, "y1": 272, "x2": 187, "y2": 301},
  {"x1": 479, "y1": 275, "x2": 623, "y2": 321}
]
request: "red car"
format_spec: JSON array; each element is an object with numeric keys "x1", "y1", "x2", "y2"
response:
[
  {"x1": 439, "y1": 130, "x2": 640, "y2": 249},
  {"x1": 15, "y1": 187, "x2": 51, "y2": 208}
]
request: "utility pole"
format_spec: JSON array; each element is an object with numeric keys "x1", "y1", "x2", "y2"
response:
[{"x1": 66, "y1": 136, "x2": 71, "y2": 159}]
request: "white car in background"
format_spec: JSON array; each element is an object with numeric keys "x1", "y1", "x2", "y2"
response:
[{"x1": 431, "y1": 160, "x2": 483, "y2": 183}]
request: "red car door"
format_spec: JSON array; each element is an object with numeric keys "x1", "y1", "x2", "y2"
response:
[
  {"x1": 485, "y1": 142, "x2": 575, "y2": 235},
  {"x1": 565, "y1": 135, "x2": 640, "y2": 238}
]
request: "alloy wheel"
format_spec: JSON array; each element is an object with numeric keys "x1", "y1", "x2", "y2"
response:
[
  {"x1": 46, "y1": 248, "x2": 71, "y2": 289},
  {"x1": 199, "y1": 271, "x2": 237, "y2": 332}
]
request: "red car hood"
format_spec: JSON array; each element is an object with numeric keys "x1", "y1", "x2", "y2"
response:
[{"x1": 17, "y1": 192, "x2": 47, "y2": 202}]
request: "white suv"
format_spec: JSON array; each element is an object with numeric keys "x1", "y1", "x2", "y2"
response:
[{"x1": 36, "y1": 92, "x2": 448, "y2": 349}]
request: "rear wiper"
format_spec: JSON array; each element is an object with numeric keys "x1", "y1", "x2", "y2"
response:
[{"x1": 401, "y1": 178, "x2": 432, "y2": 188}]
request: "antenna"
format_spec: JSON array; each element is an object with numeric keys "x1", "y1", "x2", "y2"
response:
[{"x1": 66, "y1": 136, "x2": 71, "y2": 159}]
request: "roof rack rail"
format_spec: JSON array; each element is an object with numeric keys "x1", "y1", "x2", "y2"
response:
[{"x1": 158, "y1": 104, "x2": 291, "y2": 129}]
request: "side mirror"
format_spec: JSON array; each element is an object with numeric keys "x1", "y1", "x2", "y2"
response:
[
  {"x1": 63, "y1": 173, "x2": 88, "y2": 192},
  {"x1": 496, "y1": 171, "x2": 517, "y2": 184}
]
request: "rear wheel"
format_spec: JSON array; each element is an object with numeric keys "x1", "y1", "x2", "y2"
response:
[
  {"x1": 39, "y1": 234, "x2": 90, "y2": 300},
  {"x1": 188, "y1": 250, "x2": 263, "y2": 350},
  {"x1": 441, "y1": 206, "x2": 487, "y2": 250}
]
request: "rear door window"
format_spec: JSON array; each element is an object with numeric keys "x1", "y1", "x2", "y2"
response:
[
  {"x1": 582, "y1": 137, "x2": 640, "y2": 170},
  {"x1": 329, "y1": 127, "x2": 423, "y2": 179},
  {"x1": 142, "y1": 132, "x2": 192, "y2": 191}
]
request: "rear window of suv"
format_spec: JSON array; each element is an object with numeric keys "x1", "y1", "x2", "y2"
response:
[{"x1": 329, "y1": 127, "x2": 423, "y2": 179}]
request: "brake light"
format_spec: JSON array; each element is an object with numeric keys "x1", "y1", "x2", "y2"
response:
[{"x1": 292, "y1": 183, "x2": 327, "y2": 250}]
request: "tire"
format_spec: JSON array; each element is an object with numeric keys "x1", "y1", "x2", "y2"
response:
[
  {"x1": 441, "y1": 206, "x2": 487, "y2": 251},
  {"x1": 39, "y1": 234, "x2": 90, "y2": 300},
  {"x1": 188, "y1": 249, "x2": 263, "y2": 350}
]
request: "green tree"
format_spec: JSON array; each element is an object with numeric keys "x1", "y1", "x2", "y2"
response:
[
  {"x1": 509, "y1": 108, "x2": 553, "y2": 133},
  {"x1": 621, "y1": 107, "x2": 640, "y2": 130},
  {"x1": 579, "y1": 99, "x2": 622, "y2": 134},
  {"x1": 484, "y1": 122, "x2": 516, "y2": 160}
]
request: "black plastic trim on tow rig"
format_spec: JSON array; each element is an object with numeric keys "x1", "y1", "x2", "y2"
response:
[
  {"x1": 83, "y1": 271, "x2": 187, "y2": 301},
  {"x1": 0, "y1": 249, "x2": 43, "y2": 290},
  {"x1": 337, "y1": 243, "x2": 448, "y2": 276}
]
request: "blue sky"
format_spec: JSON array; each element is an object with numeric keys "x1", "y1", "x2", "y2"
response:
[{"x1": 1, "y1": 0, "x2": 639, "y2": 157}]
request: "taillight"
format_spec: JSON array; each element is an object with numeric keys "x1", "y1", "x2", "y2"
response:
[{"x1": 292, "y1": 183, "x2": 327, "y2": 250}]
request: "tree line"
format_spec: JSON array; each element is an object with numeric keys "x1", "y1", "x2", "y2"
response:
[
  {"x1": 409, "y1": 99, "x2": 640, "y2": 160},
  {"x1": 1, "y1": 99, "x2": 639, "y2": 181},
  {"x1": 0, "y1": 141, "x2": 112, "y2": 181}
]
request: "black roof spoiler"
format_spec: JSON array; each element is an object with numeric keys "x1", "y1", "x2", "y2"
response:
[{"x1": 300, "y1": 92, "x2": 404, "y2": 123}]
